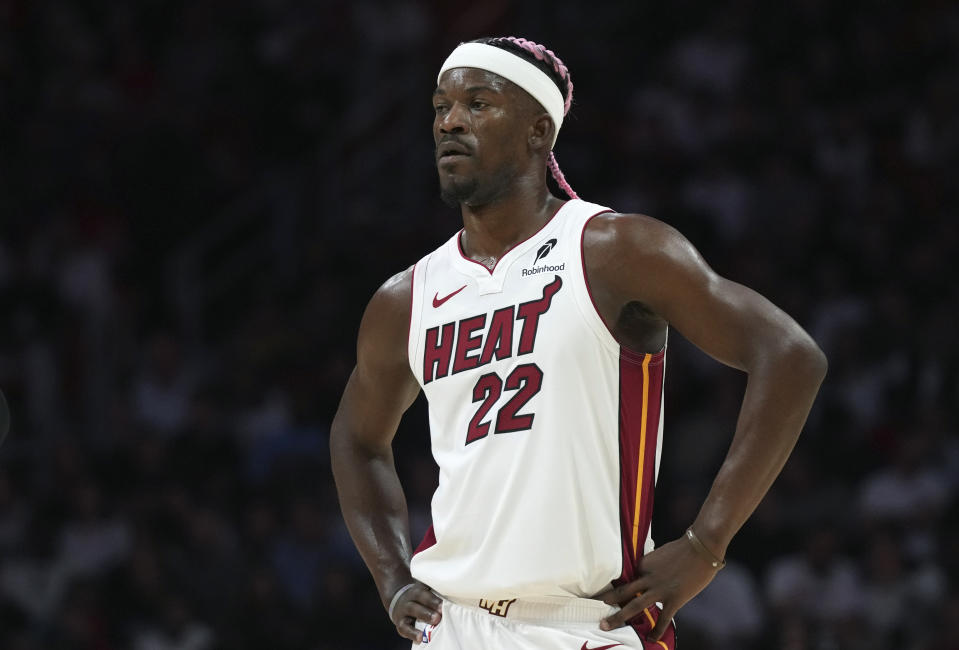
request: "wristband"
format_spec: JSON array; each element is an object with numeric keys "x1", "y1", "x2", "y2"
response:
[
  {"x1": 685, "y1": 527, "x2": 726, "y2": 569},
  {"x1": 388, "y1": 583, "x2": 417, "y2": 620}
]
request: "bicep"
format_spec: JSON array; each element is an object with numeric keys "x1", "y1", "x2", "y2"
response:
[
  {"x1": 657, "y1": 272, "x2": 801, "y2": 372},
  {"x1": 607, "y1": 217, "x2": 811, "y2": 371},
  {"x1": 334, "y1": 361, "x2": 420, "y2": 450}
]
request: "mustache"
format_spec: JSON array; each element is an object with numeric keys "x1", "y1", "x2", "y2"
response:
[{"x1": 435, "y1": 136, "x2": 473, "y2": 157}]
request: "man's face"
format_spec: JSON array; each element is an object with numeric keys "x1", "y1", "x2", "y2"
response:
[{"x1": 433, "y1": 67, "x2": 540, "y2": 207}]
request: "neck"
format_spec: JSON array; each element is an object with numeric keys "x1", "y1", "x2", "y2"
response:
[{"x1": 459, "y1": 181, "x2": 566, "y2": 265}]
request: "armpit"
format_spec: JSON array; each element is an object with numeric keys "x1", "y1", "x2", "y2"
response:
[{"x1": 615, "y1": 300, "x2": 668, "y2": 353}]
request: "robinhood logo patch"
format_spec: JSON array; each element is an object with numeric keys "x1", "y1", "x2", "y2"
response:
[
  {"x1": 534, "y1": 238, "x2": 557, "y2": 264},
  {"x1": 523, "y1": 238, "x2": 564, "y2": 277}
]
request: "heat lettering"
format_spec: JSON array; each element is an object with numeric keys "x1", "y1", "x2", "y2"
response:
[
  {"x1": 452, "y1": 314, "x2": 486, "y2": 373},
  {"x1": 423, "y1": 322, "x2": 455, "y2": 384},
  {"x1": 422, "y1": 276, "x2": 562, "y2": 383},
  {"x1": 478, "y1": 306, "x2": 515, "y2": 365},
  {"x1": 516, "y1": 276, "x2": 562, "y2": 355}
]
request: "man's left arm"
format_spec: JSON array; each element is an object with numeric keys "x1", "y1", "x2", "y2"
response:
[{"x1": 586, "y1": 213, "x2": 828, "y2": 641}]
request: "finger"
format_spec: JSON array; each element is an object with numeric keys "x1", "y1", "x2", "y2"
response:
[
  {"x1": 393, "y1": 585, "x2": 442, "y2": 623},
  {"x1": 595, "y1": 585, "x2": 618, "y2": 605},
  {"x1": 403, "y1": 591, "x2": 443, "y2": 621},
  {"x1": 600, "y1": 592, "x2": 659, "y2": 631},
  {"x1": 415, "y1": 586, "x2": 443, "y2": 611},
  {"x1": 401, "y1": 601, "x2": 442, "y2": 625},
  {"x1": 647, "y1": 607, "x2": 677, "y2": 643},
  {"x1": 396, "y1": 617, "x2": 422, "y2": 643},
  {"x1": 598, "y1": 580, "x2": 647, "y2": 606}
]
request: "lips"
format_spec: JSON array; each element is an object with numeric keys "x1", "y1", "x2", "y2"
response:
[{"x1": 436, "y1": 139, "x2": 472, "y2": 162}]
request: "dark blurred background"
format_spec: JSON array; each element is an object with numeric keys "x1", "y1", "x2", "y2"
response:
[{"x1": 0, "y1": 1, "x2": 957, "y2": 649}]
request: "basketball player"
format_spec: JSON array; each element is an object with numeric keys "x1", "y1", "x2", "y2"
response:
[{"x1": 331, "y1": 37, "x2": 827, "y2": 648}]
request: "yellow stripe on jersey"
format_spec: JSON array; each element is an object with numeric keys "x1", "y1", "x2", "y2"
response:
[
  {"x1": 643, "y1": 607, "x2": 656, "y2": 626},
  {"x1": 630, "y1": 353, "x2": 652, "y2": 558},
  {"x1": 642, "y1": 608, "x2": 669, "y2": 649}
]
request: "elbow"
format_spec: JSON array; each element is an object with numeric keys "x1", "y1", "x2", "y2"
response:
[
  {"x1": 800, "y1": 330, "x2": 828, "y2": 378},
  {"x1": 785, "y1": 335, "x2": 828, "y2": 385},
  {"x1": 329, "y1": 411, "x2": 391, "y2": 474},
  {"x1": 812, "y1": 343, "x2": 828, "y2": 380}
]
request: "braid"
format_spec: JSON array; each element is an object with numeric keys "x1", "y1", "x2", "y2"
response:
[
  {"x1": 494, "y1": 37, "x2": 574, "y2": 116},
  {"x1": 547, "y1": 151, "x2": 579, "y2": 200},
  {"x1": 477, "y1": 36, "x2": 578, "y2": 200}
]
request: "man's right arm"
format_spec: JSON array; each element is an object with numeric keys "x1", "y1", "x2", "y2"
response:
[{"x1": 330, "y1": 268, "x2": 442, "y2": 643}]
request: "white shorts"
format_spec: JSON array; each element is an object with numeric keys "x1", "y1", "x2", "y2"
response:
[{"x1": 412, "y1": 595, "x2": 676, "y2": 649}]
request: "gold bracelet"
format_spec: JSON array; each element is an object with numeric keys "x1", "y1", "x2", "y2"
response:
[{"x1": 685, "y1": 528, "x2": 726, "y2": 569}]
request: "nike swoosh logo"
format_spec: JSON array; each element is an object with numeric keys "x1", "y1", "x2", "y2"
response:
[
  {"x1": 581, "y1": 644, "x2": 622, "y2": 650},
  {"x1": 432, "y1": 285, "x2": 467, "y2": 308}
]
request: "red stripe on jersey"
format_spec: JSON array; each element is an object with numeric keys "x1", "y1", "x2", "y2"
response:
[
  {"x1": 615, "y1": 346, "x2": 665, "y2": 586},
  {"x1": 577, "y1": 210, "x2": 617, "y2": 337},
  {"x1": 414, "y1": 525, "x2": 436, "y2": 555}
]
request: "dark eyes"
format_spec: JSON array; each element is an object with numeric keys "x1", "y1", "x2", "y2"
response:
[{"x1": 432, "y1": 101, "x2": 489, "y2": 114}]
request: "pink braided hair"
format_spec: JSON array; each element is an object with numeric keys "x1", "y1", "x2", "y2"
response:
[{"x1": 487, "y1": 36, "x2": 579, "y2": 200}]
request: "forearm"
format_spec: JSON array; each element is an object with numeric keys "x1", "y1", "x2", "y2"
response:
[
  {"x1": 331, "y1": 434, "x2": 415, "y2": 608},
  {"x1": 692, "y1": 338, "x2": 827, "y2": 555}
]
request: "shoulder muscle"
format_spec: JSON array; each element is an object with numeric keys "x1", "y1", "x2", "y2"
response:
[
  {"x1": 584, "y1": 212, "x2": 717, "y2": 320},
  {"x1": 357, "y1": 266, "x2": 415, "y2": 380}
]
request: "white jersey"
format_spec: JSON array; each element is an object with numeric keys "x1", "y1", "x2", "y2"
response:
[{"x1": 407, "y1": 199, "x2": 666, "y2": 600}]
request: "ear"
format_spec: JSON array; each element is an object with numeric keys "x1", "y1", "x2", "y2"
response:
[{"x1": 528, "y1": 113, "x2": 555, "y2": 152}]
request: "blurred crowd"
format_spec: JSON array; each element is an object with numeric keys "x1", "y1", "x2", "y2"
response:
[{"x1": 0, "y1": 1, "x2": 957, "y2": 649}]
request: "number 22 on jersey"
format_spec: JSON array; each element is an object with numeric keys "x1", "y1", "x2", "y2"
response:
[{"x1": 466, "y1": 363, "x2": 543, "y2": 444}]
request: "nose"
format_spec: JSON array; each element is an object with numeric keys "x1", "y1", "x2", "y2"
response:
[{"x1": 438, "y1": 102, "x2": 469, "y2": 135}]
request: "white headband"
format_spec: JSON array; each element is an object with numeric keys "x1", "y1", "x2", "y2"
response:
[{"x1": 438, "y1": 42, "x2": 565, "y2": 148}]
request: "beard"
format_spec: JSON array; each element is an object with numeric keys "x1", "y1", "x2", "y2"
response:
[
  {"x1": 438, "y1": 163, "x2": 517, "y2": 208},
  {"x1": 439, "y1": 175, "x2": 479, "y2": 207}
]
